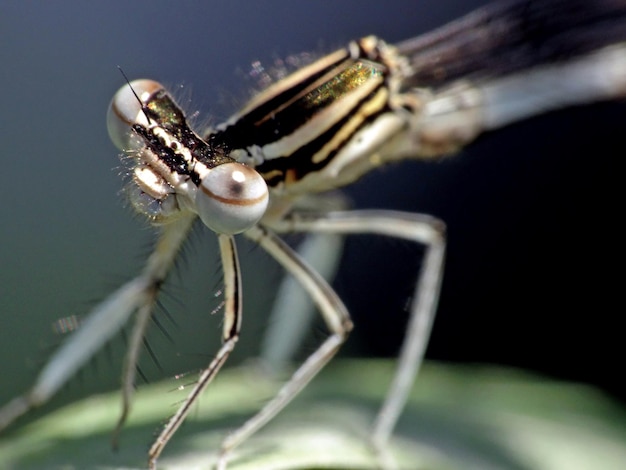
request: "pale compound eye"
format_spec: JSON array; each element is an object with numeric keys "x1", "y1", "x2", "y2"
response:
[
  {"x1": 107, "y1": 79, "x2": 164, "y2": 151},
  {"x1": 195, "y1": 162, "x2": 269, "y2": 234}
]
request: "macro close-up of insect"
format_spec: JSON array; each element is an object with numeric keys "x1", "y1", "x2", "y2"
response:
[{"x1": 1, "y1": 1, "x2": 625, "y2": 469}]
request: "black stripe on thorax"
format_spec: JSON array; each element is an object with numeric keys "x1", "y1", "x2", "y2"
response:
[
  {"x1": 213, "y1": 49, "x2": 352, "y2": 151},
  {"x1": 211, "y1": 36, "x2": 394, "y2": 153},
  {"x1": 256, "y1": 82, "x2": 391, "y2": 187}
]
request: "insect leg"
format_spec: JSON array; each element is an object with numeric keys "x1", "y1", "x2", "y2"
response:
[
  {"x1": 148, "y1": 234, "x2": 242, "y2": 470},
  {"x1": 269, "y1": 210, "x2": 445, "y2": 449},
  {"x1": 215, "y1": 225, "x2": 353, "y2": 469}
]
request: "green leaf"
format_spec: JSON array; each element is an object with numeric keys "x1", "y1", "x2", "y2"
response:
[{"x1": 1, "y1": 360, "x2": 625, "y2": 469}]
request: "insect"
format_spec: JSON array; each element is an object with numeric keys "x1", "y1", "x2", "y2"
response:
[{"x1": 1, "y1": 0, "x2": 625, "y2": 468}]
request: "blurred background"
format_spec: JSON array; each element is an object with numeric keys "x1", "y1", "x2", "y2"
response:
[{"x1": 1, "y1": 0, "x2": 623, "y2": 429}]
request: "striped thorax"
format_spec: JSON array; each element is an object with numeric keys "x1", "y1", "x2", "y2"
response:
[{"x1": 211, "y1": 36, "x2": 417, "y2": 197}]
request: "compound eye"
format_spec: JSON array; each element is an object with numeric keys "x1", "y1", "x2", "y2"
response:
[
  {"x1": 196, "y1": 162, "x2": 269, "y2": 235},
  {"x1": 107, "y1": 79, "x2": 164, "y2": 151}
]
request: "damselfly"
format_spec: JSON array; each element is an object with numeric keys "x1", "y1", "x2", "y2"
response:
[{"x1": 2, "y1": 0, "x2": 626, "y2": 468}]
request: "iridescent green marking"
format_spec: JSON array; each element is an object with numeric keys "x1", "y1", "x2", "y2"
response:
[{"x1": 304, "y1": 60, "x2": 384, "y2": 109}]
